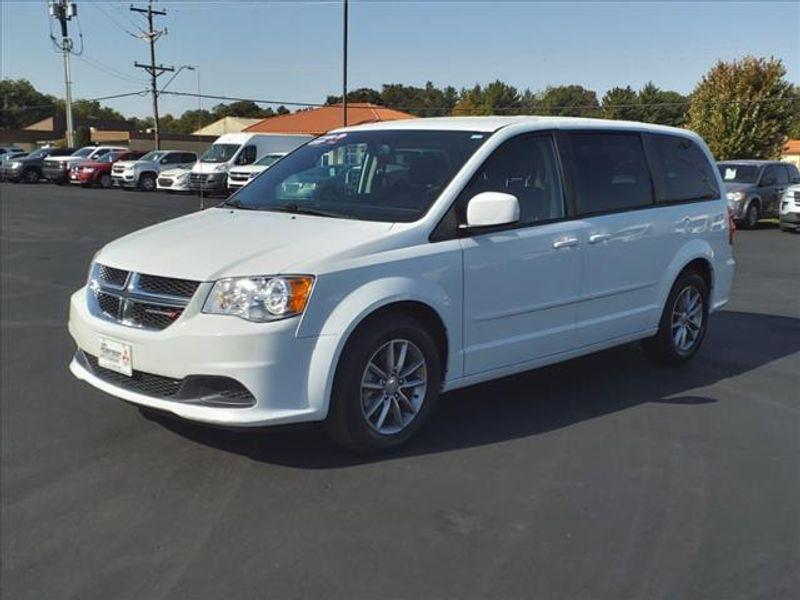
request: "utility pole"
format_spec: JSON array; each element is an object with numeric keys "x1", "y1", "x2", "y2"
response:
[
  {"x1": 342, "y1": 0, "x2": 348, "y2": 127},
  {"x1": 48, "y1": 0, "x2": 77, "y2": 147},
  {"x1": 131, "y1": 1, "x2": 173, "y2": 150}
]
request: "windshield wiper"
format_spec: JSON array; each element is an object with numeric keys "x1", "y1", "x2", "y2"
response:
[
  {"x1": 269, "y1": 203, "x2": 350, "y2": 219},
  {"x1": 221, "y1": 199, "x2": 258, "y2": 210}
]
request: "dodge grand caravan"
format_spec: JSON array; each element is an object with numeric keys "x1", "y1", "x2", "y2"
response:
[{"x1": 68, "y1": 117, "x2": 735, "y2": 452}]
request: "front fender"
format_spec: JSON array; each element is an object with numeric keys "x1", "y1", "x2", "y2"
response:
[{"x1": 300, "y1": 273, "x2": 461, "y2": 419}]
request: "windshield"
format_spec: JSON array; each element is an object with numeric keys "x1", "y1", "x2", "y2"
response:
[
  {"x1": 226, "y1": 130, "x2": 488, "y2": 222},
  {"x1": 26, "y1": 149, "x2": 47, "y2": 159},
  {"x1": 140, "y1": 151, "x2": 165, "y2": 162},
  {"x1": 255, "y1": 154, "x2": 284, "y2": 167},
  {"x1": 718, "y1": 164, "x2": 760, "y2": 184},
  {"x1": 72, "y1": 147, "x2": 94, "y2": 158},
  {"x1": 201, "y1": 144, "x2": 240, "y2": 163},
  {"x1": 89, "y1": 148, "x2": 112, "y2": 160}
]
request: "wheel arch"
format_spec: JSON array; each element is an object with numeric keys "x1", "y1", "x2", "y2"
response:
[
  {"x1": 657, "y1": 241, "x2": 715, "y2": 318},
  {"x1": 302, "y1": 276, "x2": 458, "y2": 420}
]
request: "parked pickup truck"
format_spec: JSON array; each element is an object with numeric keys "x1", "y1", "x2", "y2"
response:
[
  {"x1": 43, "y1": 146, "x2": 126, "y2": 184},
  {"x1": 111, "y1": 150, "x2": 197, "y2": 191},
  {"x1": 3, "y1": 146, "x2": 75, "y2": 183},
  {"x1": 69, "y1": 150, "x2": 145, "y2": 188}
]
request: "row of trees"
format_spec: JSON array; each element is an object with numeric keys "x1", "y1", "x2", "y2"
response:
[{"x1": 2, "y1": 56, "x2": 799, "y2": 159}]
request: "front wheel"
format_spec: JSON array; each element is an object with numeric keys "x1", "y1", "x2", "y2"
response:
[
  {"x1": 23, "y1": 169, "x2": 40, "y2": 184},
  {"x1": 742, "y1": 202, "x2": 760, "y2": 229},
  {"x1": 98, "y1": 173, "x2": 112, "y2": 189},
  {"x1": 642, "y1": 272, "x2": 709, "y2": 365},
  {"x1": 138, "y1": 174, "x2": 156, "y2": 192},
  {"x1": 324, "y1": 314, "x2": 442, "y2": 453}
]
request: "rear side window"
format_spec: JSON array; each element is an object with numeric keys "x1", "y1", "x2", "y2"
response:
[
  {"x1": 457, "y1": 134, "x2": 565, "y2": 225},
  {"x1": 567, "y1": 133, "x2": 653, "y2": 214},
  {"x1": 182, "y1": 153, "x2": 197, "y2": 163},
  {"x1": 645, "y1": 134, "x2": 720, "y2": 202}
]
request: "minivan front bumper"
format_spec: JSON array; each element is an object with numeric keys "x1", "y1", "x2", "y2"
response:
[{"x1": 68, "y1": 286, "x2": 334, "y2": 426}]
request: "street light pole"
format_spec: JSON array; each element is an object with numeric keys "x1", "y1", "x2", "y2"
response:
[{"x1": 342, "y1": 0, "x2": 348, "y2": 127}]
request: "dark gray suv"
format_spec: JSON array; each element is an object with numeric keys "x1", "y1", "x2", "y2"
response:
[{"x1": 718, "y1": 160, "x2": 800, "y2": 229}]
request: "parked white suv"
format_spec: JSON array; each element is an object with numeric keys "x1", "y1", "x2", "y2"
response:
[
  {"x1": 227, "y1": 152, "x2": 286, "y2": 192},
  {"x1": 112, "y1": 150, "x2": 197, "y2": 191},
  {"x1": 68, "y1": 117, "x2": 735, "y2": 452},
  {"x1": 779, "y1": 183, "x2": 800, "y2": 232}
]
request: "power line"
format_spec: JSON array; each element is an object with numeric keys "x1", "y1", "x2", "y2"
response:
[
  {"x1": 85, "y1": 0, "x2": 142, "y2": 38},
  {"x1": 159, "y1": 89, "x2": 800, "y2": 114},
  {"x1": 75, "y1": 53, "x2": 147, "y2": 85},
  {"x1": 0, "y1": 90, "x2": 149, "y2": 113}
]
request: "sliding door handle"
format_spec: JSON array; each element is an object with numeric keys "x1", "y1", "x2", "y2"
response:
[
  {"x1": 553, "y1": 237, "x2": 579, "y2": 249},
  {"x1": 588, "y1": 233, "x2": 612, "y2": 244}
]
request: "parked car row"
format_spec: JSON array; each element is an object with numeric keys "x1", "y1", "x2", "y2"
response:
[{"x1": 1, "y1": 132, "x2": 310, "y2": 195}]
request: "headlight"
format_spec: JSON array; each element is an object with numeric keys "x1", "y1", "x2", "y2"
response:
[
  {"x1": 214, "y1": 164, "x2": 228, "y2": 172},
  {"x1": 726, "y1": 192, "x2": 745, "y2": 201},
  {"x1": 9, "y1": 161, "x2": 21, "y2": 168},
  {"x1": 203, "y1": 275, "x2": 314, "y2": 322},
  {"x1": 83, "y1": 167, "x2": 95, "y2": 173},
  {"x1": 177, "y1": 172, "x2": 190, "y2": 183}
]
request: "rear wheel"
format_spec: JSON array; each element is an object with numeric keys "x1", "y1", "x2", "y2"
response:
[
  {"x1": 742, "y1": 202, "x2": 760, "y2": 229},
  {"x1": 324, "y1": 314, "x2": 442, "y2": 453},
  {"x1": 138, "y1": 173, "x2": 156, "y2": 191},
  {"x1": 642, "y1": 271, "x2": 709, "y2": 365}
]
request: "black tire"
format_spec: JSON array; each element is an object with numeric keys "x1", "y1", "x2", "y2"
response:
[
  {"x1": 742, "y1": 202, "x2": 760, "y2": 229},
  {"x1": 642, "y1": 271, "x2": 709, "y2": 365},
  {"x1": 138, "y1": 173, "x2": 156, "y2": 191},
  {"x1": 98, "y1": 173, "x2": 112, "y2": 189},
  {"x1": 324, "y1": 313, "x2": 442, "y2": 453},
  {"x1": 23, "y1": 169, "x2": 40, "y2": 184}
]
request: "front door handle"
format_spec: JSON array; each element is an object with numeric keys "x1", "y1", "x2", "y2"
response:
[
  {"x1": 588, "y1": 233, "x2": 612, "y2": 244},
  {"x1": 553, "y1": 237, "x2": 579, "y2": 249}
]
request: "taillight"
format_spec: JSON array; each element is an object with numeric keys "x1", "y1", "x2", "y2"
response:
[{"x1": 727, "y1": 208, "x2": 736, "y2": 245}]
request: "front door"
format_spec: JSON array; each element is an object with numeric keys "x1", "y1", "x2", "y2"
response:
[{"x1": 460, "y1": 133, "x2": 583, "y2": 375}]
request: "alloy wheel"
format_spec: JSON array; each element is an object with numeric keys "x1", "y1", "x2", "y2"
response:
[
  {"x1": 670, "y1": 286, "x2": 703, "y2": 355},
  {"x1": 360, "y1": 339, "x2": 427, "y2": 435}
]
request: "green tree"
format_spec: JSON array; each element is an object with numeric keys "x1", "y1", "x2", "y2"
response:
[
  {"x1": 212, "y1": 100, "x2": 273, "y2": 119},
  {"x1": 601, "y1": 86, "x2": 641, "y2": 120},
  {"x1": 0, "y1": 78, "x2": 57, "y2": 128},
  {"x1": 636, "y1": 82, "x2": 686, "y2": 126},
  {"x1": 788, "y1": 85, "x2": 800, "y2": 139},
  {"x1": 687, "y1": 56, "x2": 795, "y2": 159},
  {"x1": 326, "y1": 87, "x2": 383, "y2": 105},
  {"x1": 537, "y1": 85, "x2": 599, "y2": 117}
]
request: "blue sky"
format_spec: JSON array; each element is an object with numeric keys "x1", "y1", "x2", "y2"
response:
[{"x1": 2, "y1": 0, "x2": 798, "y2": 118}]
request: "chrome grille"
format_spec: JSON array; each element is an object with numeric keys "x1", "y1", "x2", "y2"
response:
[
  {"x1": 229, "y1": 172, "x2": 250, "y2": 182},
  {"x1": 97, "y1": 264, "x2": 129, "y2": 288},
  {"x1": 190, "y1": 173, "x2": 209, "y2": 183},
  {"x1": 88, "y1": 263, "x2": 201, "y2": 331},
  {"x1": 138, "y1": 274, "x2": 199, "y2": 298}
]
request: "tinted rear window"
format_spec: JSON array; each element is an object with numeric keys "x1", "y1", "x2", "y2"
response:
[
  {"x1": 568, "y1": 133, "x2": 653, "y2": 214},
  {"x1": 646, "y1": 134, "x2": 720, "y2": 202}
]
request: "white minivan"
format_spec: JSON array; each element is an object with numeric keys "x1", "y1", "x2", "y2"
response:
[
  {"x1": 68, "y1": 117, "x2": 735, "y2": 452},
  {"x1": 189, "y1": 132, "x2": 312, "y2": 195}
]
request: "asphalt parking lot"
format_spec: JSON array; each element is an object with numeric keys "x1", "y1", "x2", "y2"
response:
[{"x1": 1, "y1": 181, "x2": 798, "y2": 599}]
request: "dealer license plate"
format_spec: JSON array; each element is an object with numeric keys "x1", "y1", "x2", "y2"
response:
[{"x1": 98, "y1": 338, "x2": 133, "y2": 376}]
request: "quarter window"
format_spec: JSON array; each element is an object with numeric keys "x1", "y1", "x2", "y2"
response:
[
  {"x1": 568, "y1": 133, "x2": 653, "y2": 214},
  {"x1": 457, "y1": 134, "x2": 565, "y2": 225},
  {"x1": 645, "y1": 134, "x2": 720, "y2": 202}
]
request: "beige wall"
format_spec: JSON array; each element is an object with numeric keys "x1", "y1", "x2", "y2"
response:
[{"x1": 781, "y1": 154, "x2": 800, "y2": 169}]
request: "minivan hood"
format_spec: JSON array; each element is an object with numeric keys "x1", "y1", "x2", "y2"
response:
[
  {"x1": 723, "y1": 182, "x2": 754, "y2": 193},
  {"x1": 96, "y1": 207, "x2": 394, "y2": 281},
  {"x1": 193, "y1": 162, "x2": 228, "y2": 174}
]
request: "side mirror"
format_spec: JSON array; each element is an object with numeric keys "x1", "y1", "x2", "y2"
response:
[{"x1": 465, "y1": 192, "x2": 520, "y2": 229}]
